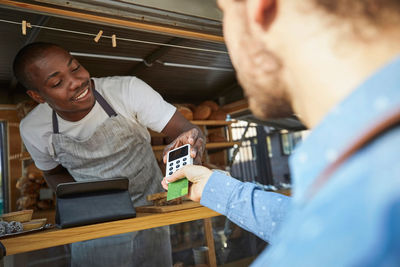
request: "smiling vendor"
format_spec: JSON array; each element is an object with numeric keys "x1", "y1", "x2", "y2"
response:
[{"x1": 13, "y1": 42, "x2": 205, "y2": 267}]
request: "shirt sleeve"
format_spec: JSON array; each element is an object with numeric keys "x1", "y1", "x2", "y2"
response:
[
  {"x1": 128, "y1": 77, "x2": 176, "y2": 132},
  {"x1": 200, "y1": 171, "x2": 291, "y2": 243},
  {"x1": 19, "y1": 125, "x2": 59, "y2": 171}
]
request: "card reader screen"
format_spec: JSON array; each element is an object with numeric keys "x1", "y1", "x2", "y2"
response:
[{"x1": 169, "y1": 146, "x2": 188, "y2": 161}]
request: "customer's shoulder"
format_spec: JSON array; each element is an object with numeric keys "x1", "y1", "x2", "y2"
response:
[{"x1": 361, "y1": 125, "x2": 400, "y2": 170}]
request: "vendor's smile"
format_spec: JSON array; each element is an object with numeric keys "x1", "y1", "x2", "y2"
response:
[{"x1": 73, "y1": 87, "x2": 90, "y2": 101}]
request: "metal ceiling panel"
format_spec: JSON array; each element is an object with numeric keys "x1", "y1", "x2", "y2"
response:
[
  {"x1": 1, "y1": 0, "x2": 224, "y2": 41},
  {"x1": 121, "y1": 0, "x2": 222, "y2": 21},
  {"x1": 0, "y1": 8, "x2": 42, "y2": 84},
  {"x1": 137, "y1": 62, "x2": 235, "y2": 103},
  {"x1": 0, "y1": 4, "x2": 241, "y2": 106},
  {"x1": 35, "y1": 0, "x2": 223, "y2": 34}
]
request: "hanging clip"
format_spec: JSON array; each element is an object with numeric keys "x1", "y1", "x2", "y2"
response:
[
  {"x1": 112, "y1": 34, "x2": 117, "y2": 47},
  {"x1": 21, "y1": 20, "x2": 32, "y2": 35},
  {"x1": 94, "y1": 30, "x2": 103, "y2": 43}
]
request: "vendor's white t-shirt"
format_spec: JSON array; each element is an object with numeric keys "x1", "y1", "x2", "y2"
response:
[{"x1": 20, "y1": 76, "x2": 176, "y2": 171}]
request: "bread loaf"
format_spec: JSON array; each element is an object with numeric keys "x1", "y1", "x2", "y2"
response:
[
  {"x1": 16, "y1": 162, "x2": 54, "y2": 211},
  {"x1": 176, "y1": 105, "x2": 193, "y2": 121},
  {"x1": 181, "y1": 103, "x2": 196, "y2": 112},
  {"x1": 26, "y1": 163, "x2": 43, "y2": 181},
  {"x1": 209, "y1": 110, "x2": 227, "y2": 120},
  {"x1": 200, "y1": 100, "x2": 219, "y2": 111},
  {"x1": 193, "y1": 105, "x2": 212, "y2": 120},
  {"x1": 20, "y1": 182, "x2": 40, "y2": 195},
  {"x1": 16, "y1": 195, "x2": 37, "y2": 210},
  {"x1": 146, "y1": 192, "x2": 183, "y2": 206},
  {"x1": 16, "y1": 176, "x2": 29, "y2": 190}
]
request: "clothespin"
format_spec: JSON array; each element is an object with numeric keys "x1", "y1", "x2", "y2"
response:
[
  {"x1": 94, "y1": 30, "x2": 103, "y2": 43},
  {"x1": 112, "y1": 34, "x2": 117, "y2": 47},
  {"x1": 21, "y1": 20, "x2": 32, "y2": 35}
]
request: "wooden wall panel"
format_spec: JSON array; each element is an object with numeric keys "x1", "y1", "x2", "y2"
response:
[
  {"x1": 0, "y1": 109, "x2": 19, "y2": 123},
  {"x1": 0, "y1": 105, "x2": 23, "y2": 212},
  {"x1": 8, "y1": 159, "x2": 22, "y2": 211}
]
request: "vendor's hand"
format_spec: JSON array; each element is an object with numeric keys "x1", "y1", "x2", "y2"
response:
[
  {"x1": 161, "y1": 165, "x2": 212, "y2": 202},
  {"x1": 163, "y1": 128, "x2": 205, "y2": 165}
]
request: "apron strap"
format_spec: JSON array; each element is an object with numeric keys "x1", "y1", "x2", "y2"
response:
[
  {"x1": 93, "y1": 89, "x2": 117, "y2": 117},
  {"x1": 52, "y1": 88, "x2": 117, "y2": 134},
  {"x1": 52, "y1": 111, "x2": 59, "y2": 134},
  {"x1": 305, "y1": 107, "x2": 400, "y2": 202}
]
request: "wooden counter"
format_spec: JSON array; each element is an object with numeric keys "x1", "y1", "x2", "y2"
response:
[{"x1": 0, "y1": 206, "x2": 220, "y2": 256}]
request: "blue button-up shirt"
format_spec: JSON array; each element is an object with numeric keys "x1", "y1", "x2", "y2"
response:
[{"x1": 201, "y1": 56, "x2": 400, "y2": 266}]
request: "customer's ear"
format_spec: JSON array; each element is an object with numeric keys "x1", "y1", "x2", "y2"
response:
[
  {"x1": 26, "y1": 90, "x2": 45, "y2": 104},
  {"x1": 255, "y1": 0, "x2": 277, "y2": 29}
]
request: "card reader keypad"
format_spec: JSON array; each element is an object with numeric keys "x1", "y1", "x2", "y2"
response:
[
  {"x1": 166, "y1": 144, "x2": 193, "y2": 177},
  {"x1": 168, "y1": 156, "x2": 192, "y2": 176}
]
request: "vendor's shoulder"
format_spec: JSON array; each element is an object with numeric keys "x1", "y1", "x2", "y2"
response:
[
  {"x1": 92, "y1": 76, "x2": 137, "y2": 91},
  {"x1": 20, "y1": 103, "x2": 52, "y2": 134},
  {"x1": 92, "y1": 76, "x2": 144, "y2": 102}
]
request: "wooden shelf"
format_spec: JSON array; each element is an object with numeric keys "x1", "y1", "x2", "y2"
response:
[
  {"x1": 191, "y1": 120, "x2": 235, "y2": 126},
  {"x1": 0, "y1": 206, "x2": 220, "y2": 256},
  {"x1": 206, "y1": 142, "x2": 240, "y2": 149},
  {"x1": 152, "y1": 142, "x2": 240, "y2": 152}
]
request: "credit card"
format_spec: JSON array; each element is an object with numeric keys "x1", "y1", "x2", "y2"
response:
[{"x1": 167, "y1": 178, "x2": 189, "y2": 201}]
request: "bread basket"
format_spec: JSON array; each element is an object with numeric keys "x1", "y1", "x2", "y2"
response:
[
  {"x1": 22, "y1": 218, "x2": 47, "y2": 231},
  {"x1": 1, "y1": 210, "x2": 33, "y2": 222}
]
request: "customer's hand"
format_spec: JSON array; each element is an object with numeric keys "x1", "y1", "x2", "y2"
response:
[
  {"x1": 162, "y1": 165, "x2": 212, "y2": 202},
  {"x1": 162, "y1": 127, "x2": 205, "y2": 165}
]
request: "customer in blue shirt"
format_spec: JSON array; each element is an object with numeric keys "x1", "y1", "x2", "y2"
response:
[{"x1": 163, "y1": 0, "x2": 400, "y2": 266}]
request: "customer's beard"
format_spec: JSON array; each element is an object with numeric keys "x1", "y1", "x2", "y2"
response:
[
  {"x1": 236, "y1": 52, "x2": 294, "y2": 121},
  {"x1": 247, "y1": 80, "x2": 293, "y2": 120}
]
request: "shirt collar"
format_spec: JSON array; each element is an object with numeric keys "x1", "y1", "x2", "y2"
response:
[{"x1": 289, "y1": 55, "x2": 400, "y2": 201}]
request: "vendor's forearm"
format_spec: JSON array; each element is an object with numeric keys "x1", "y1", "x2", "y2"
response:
[
  {"x1": 43, "y1": 165, "x2": 75, "y2": 191},
  {"x1": 162, "y1": 110, "x2": 204, "y2": 140}
]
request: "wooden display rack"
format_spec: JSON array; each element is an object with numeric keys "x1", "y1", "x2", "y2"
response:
[{"x1": 0, "y1": 206, "x2": 220, "y2": 267}]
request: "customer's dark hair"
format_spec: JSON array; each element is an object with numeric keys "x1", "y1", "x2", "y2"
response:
[
  {"x1": 315, "y1": 0, "x2": 400, "y2": 25},
  {"x1": 13, "y1": 42, "x2": 63, "y2": 92}
]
